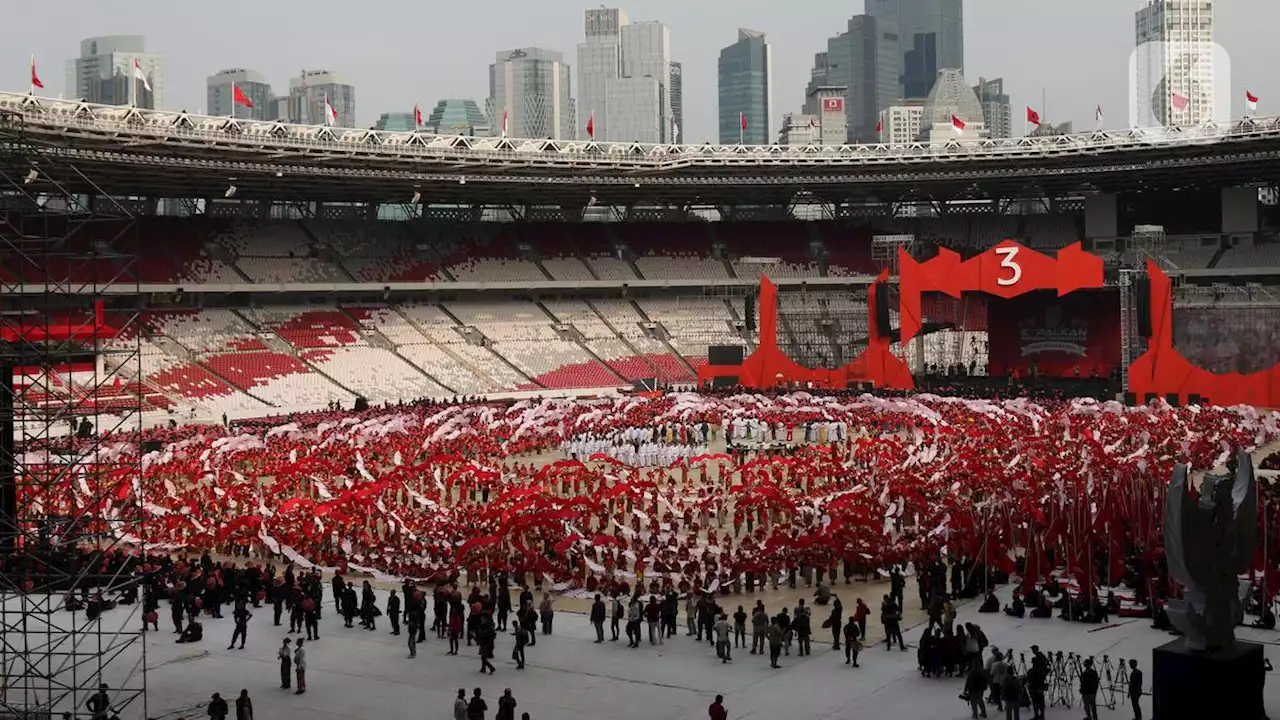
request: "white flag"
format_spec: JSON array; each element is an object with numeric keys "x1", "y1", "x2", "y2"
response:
[
  {"x1": 133, "y1": 58, "x2": 152, "y2": 92},
  {"x1": 324, "y1": 93, "x2": 337, "y2": 126}
]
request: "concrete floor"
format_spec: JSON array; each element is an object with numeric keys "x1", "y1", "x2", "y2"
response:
[{"x1": 34, "y1": 583, "x2": 1275, "y2": 720}]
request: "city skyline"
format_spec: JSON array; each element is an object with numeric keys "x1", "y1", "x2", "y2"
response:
[{"x1": 4, "y1": 0, "x2": 1275, "y2": 142}]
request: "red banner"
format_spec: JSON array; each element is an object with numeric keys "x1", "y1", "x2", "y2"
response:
[{"x1": 987, "y1": 291, "x2": 1120, "y2": 378}]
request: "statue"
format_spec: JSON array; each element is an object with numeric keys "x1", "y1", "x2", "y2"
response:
[{"x1": 1163, "y1": 450, "x2": 1257, "y2": 652}]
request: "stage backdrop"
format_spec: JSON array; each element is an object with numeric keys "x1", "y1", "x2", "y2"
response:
[{"x1": 986, "y1": 290, "x2": 1120, "y2": 378}]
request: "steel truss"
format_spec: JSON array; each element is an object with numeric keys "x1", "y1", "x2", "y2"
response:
[
  {"x1": 776, "y1": 288, "x2": 871, "y2": 370},
  {"x1": 0, "y1": 110, "x2": 148, "y2": 719}
]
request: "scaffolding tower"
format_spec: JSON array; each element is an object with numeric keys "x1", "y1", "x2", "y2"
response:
[{"x1": 0, "y1": 109, "x2": 149, "y2": 718}]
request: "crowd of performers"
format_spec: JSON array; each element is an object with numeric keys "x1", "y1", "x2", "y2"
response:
[{"x1": 12, "y1": 392, "x2": 1280, "y2": 622}]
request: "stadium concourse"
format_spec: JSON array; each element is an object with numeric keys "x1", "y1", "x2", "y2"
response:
[
  {"x1": 15, "y1": 392, "x2": 1280, "y2": 719},
  {"x1": 15, "y1": 213, "x2": 1280, "y2": 428}
]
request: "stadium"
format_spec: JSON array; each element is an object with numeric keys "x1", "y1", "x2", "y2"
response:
[{"x1": 4, "y1": 90, "x2": 1280, "y2": 720}]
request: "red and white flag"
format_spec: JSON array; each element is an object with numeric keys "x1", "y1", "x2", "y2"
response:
[
  {"x1": 876, "y1": 115, "x2": 883, "y2": 134},
  {"x1": 232, "y1": 83, "x2": 254, "y2": 109},
  {"x1": 1171, "y1": 91, "x2": 1189, "y2": 111},
  {"x1": 29, "y1": 54, "x2": 43, "y2": 90},
  {"x1": 586, "y1": 111, "x2": 595, "y2": 139},
  {"x1": 133, "y1": 58, "x2": 152, "y2": 92},
  {"x1": 502, "y1": 108, "x2": 508, "y2": 137},
  {"x1": 324, "y1": 93, "x2": 337, "y2": 126},
  {"x1": 1246, "y1": 90, "x2": 1259, "y2": 114},
  {"x1": 1025, "y1": 106, "x2": 1041, "y2": 126},
  {"x1": 414, "y1": 103, "x2": 423, "y2": 128},
  {"x1": 951, "y1": 114, "x2": 966, "y2": 134}
]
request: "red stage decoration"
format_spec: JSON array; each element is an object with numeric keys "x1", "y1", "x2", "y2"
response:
[
  {"x1": 697, "y1": 272, "x2": 912, "y2": 390},
  {"x1": 1129, "y1": 260, "x2": 1280, "y2": 406},
  {"x1": 897, "y1": 241, "x2": 1105, "y2": 344},
  {"x1": 987, "y1": 292, "x2": 1121, "y2": 378}
]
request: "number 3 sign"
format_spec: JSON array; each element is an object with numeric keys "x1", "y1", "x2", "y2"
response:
[{"x1": 896, "y1": 240, "x2": 1105, "y2": 344}]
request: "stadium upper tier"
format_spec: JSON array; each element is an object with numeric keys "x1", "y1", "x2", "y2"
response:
[
  {"x1": 5, "y1": 215, "x2": 1273, "y2": 295},
  {"x1": 5, "y1": 93, "x2": 1280, "y2": 204}
]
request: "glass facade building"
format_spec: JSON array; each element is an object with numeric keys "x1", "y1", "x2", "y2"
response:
[
  {"x1": 669, "y1": 62, "x2": 683, "y2": 142},
  {"x1": 207, "y1": 69, "x2": 273, "y2": 120},
  {"x1": 375, "y1": 112, "x2": 417, "y2": 131},
  {"x1": 577, "y1": 7, "x2": 628, "y2": 140},
  {"x1": 425, "y1": 99, "x2": 490, "y2": 136},
  {"x1": 866, "y1": 0, "x2": 963, "y2": 98},
  {"x1": 717, "y1": 29, "x2": 772, "y2": 145},
  {"x1": 488, "y1": 47, "x2": 575, "y2": 140}
]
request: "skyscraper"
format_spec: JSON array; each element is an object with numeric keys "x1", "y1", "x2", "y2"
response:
[
  {"x1": 1135, "y1": 0, "x2": 1215, "y2": 126},
  {"x1": 669, "y1": 62, "x2": 683, "y2": 142},
  {"x1": 426, "y1": 99, "x2": 490, "y2": 136},
  {"x1": 902, "y1": 33, "x2": 938, "y2": 99},
  {"x1": 821, "y1": 16, "x2": 900, "y2": 144},
  {"x1": 488, "y1": 47, "x2": 575, "y2": 139},
  {"x1": 973, "y1": 77, "x2": 1011, "y2": 138},
  {"x1": 615, "y1": 21, "x2": 672, "y2": 143},
  {"x1": 288, "y1": 70, "x2": 355, "y2": 127},
  {"x1": 207, "y1": 69, "x2": 273, "y2": 120},
  {"x1": 866, "y1": 0, "x2": 963, "y2": 97},
  {"x1": 577, "y1": 7, "x2": 629, "y2": 140},
  {"x1": 718, "y1": 29, "x2": 772, "y2": 145},
  {"x1": 67, "y1": 36, "x2": 164, "y2": 109}
]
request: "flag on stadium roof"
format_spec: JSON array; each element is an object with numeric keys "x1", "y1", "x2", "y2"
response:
[
  {"x1": 951, "y1": 115, "x2": 965, "y2": 134},
  {"x1": 587, "y1": 111, "x2": 595, "y2": 139},
  {"x1": 1026, "y1": 106, "x2": 1041, "y2": 126},
  {"x1": 232, "y1": 84, "x2": 254, "y2": 110},
  {"x1": 29, "y1": 55, "x2": 43, "y2": 91},
  {"x1": 1171, "y1": 92, "x2": 1189, "y2": 111},
  {"x1": 414, "y1": 103, "x2": 423, "y2": 128},
  {"x1": 324, "y1": 94, "x2": 337, "y2": 126},
  {"x1": 133, "y1": 58, "x2": 151, "y2": 92},
  {"x1": 1247, "y1": 90, "x2": 1259, "y2": 114}
]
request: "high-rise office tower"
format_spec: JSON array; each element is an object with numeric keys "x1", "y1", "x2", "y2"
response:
[
  {"x1": 67, "y1": 35, "x2": 164, "y2": 108},
  {"x1": 669, "y1": 61, "x2": 683, "y2": 142},
  {"x1": 866, "y1": 0, "x2": 963, "y2": 97},
  {"x1": 718, "y1": 29, "x2": 772, "y2": 144},
  {"x1": 288, "y1": 70, "x2": 355, "y2": 127},
  {"x1": 973, "y1": 77, "x2": 1011, "y2": 138},
  {"x1": 207, "y1": 69, "x2": 273, "y2": 120},
  {"x1": 577, "y1": 7, "x2": 629, "y2": 140},
  {"x1": 818, "y1": 16, "x2": 900, "y2": 144},
  {"x1": 488, "y1": 47, "x2": 575, "y2": 139},
  {"x1": 613, "y1": 21, "x2": 671, "y2": 143},
  {"x1": 426, "y1": 99, "x2": 490, "y2": 136},
  {"x1": 903, "y1": 33, "x2": 938, "y2": 99},
  {"x1": 1135, "y1": 0, "x2": 1215, "y2": 126}
]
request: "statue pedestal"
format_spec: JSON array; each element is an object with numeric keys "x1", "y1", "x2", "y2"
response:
[{"x1": 1152, "y1": 638, "x2": 1265, "y2": 720}]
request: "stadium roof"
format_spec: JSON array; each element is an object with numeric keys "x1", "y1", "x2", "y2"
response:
[{"x1": 5, "y1": 93, "x2": 1280, "y2": 206}]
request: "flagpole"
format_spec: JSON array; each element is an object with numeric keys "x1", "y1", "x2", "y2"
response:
[
  {"x1": 230, "y1": 82, "x2": 235, "y2": 120},
  {"x1": 29, "y1": 54, "x2": 34, "y2": 95}
]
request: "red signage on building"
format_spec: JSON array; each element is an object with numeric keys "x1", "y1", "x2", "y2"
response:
[{"x1": 823, "y1": 98, "x2": 844, "y2": 112}]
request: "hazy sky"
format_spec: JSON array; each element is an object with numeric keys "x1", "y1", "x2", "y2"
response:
[{"x1": 1, "y1": 0, "x2": 1273, "y2": 141}]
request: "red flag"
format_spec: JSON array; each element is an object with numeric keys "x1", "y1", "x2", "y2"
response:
[
  {"x1": 740, "y1": 112, "x2": 748, "y2": 131},
  {"x1": 29, "y1": 55, "x2": 43, "y2": 90},
  {"x1": 1171, "y1": 92, "x2": 1189, "y2": 111},
  {"x1": 502, "y1": 108, "x2": 508, "y2": 137},
  {"x1": 1025, "y1": 106, "x2": 1041, "y2": 125},
  {"x1": 232, "y1": 84, "x2": 254, "y2": 109},
  {"x1": 414, "y1": 103, "x2": 423, "y2": 127},
  {"x1": 586, "y1": 111, "x2": 595, "y2": 139},
  {"x1": 876, "y1": 116, "x2": 883, "y2": 133},
  {"x1": 951, "y1": 114, "x2": 966, "y2": 134},
  {"x1": 1246, "y1": 90, "x2": 1259, "y2": 113}
]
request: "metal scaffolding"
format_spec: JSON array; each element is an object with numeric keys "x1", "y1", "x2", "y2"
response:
[{"x1": 0, "y1": 109, "x2": 148, "y2": 718}]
